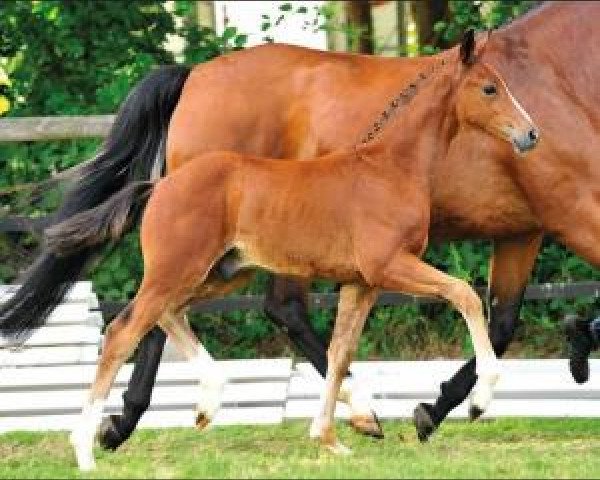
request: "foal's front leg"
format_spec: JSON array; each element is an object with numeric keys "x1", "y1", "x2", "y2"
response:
[
  {"x1": 378, "y1": 252, "x2": 500, "y2": 418},
  {"x1": 309, "y1": 283, "x2": 379, "y2": 454},
  {"x1": 264, "y1": 275, "x2": 383, "y2": 438},
  {"x1": 413, "y1": 233, "x2": 542, "y2": 441}
]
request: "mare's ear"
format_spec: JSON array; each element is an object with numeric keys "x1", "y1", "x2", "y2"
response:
[{"x1": 460, "y1": 28, "x2": 476, "y2": 66}]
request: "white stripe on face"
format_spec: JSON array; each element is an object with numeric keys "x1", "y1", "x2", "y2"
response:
[{"x1": 498, "y1": 75, "x2": 533, "y2": 124}]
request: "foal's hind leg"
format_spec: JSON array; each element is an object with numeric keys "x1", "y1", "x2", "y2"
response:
[
  {"x1": 159, "y1": 310, "x2": 226, "y2": 429},
  {"x1": 156, "y1": 275, "x2": 252, "y2": 429},
  {"x1": 377, "y1": 253, "x2": 500, "y2": 419},
  {"x1": 70, "y1": 291, "x2": 166, "y2": 471}
]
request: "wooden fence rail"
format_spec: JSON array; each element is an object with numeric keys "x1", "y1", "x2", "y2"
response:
[
  {"x1": 0, "y1": 115, "x2": 114, "y2": 141},
  {"x1": 98, "y1": 281, "x2": 600, "y2": 319},
  {"x1": 3, "y1": 282, "x2": 600, "y2": 432}
]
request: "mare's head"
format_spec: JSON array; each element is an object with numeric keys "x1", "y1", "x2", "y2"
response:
[{"x1": 454, "y1": 29, "x2": 539, "y2": 154}]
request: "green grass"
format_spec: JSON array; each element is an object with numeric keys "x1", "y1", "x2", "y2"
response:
[{"x1": 0, "y1": 419, "x2": 599, "y2": 479}]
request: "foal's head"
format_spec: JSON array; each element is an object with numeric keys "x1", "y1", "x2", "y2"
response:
[{"x1": 454, "y1": 29, "x2": 539, "y2": 154}]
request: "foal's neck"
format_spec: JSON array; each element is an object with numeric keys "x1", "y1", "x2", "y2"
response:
[{"x1": 355, "y1": 69, "x2": 456, "y2": 176}]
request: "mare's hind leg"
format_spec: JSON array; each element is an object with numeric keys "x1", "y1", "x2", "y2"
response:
[
  {"x1": 377, "y1": 252, "x2": 500, "y2": 419},
  {"x1": 309, "y1": 283, "x2": 379, "y2": 454},
  {"x1": 70, "y1": 290, "x2": 166, "y2": 471},
  {"x1": 98, "y1": 326, "x2": 167, "y2": 451},
  {"x1": 413, "y1": 233, "x2": 542, "y2": 441},
  {"x1": 264, "y1": 275, "x2": 383, "y2": 439}
]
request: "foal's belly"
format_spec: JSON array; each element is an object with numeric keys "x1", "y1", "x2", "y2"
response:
[{"x1": 230, "y1": 233, "x2": 360, "y2": 282}]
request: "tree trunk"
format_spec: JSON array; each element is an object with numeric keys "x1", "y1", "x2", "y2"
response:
[
  {"x1": 345, "y1": 1, "x2": 374, "y2": 54},
  {"x1": 396, "y1": 0, "x2": 407, "y2": 56},
  {"x1": 410, "y1": 0, "x2": 448, "y2": 50}
]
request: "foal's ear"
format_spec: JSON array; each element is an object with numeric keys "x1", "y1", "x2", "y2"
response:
[{"x1": 460, "y1": 28, "x2": 476, "y2": 66}]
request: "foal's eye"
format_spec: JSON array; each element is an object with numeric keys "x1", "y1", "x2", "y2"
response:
[{"x1": 482, "y1": 84, "x2": 497, "y2": 96}]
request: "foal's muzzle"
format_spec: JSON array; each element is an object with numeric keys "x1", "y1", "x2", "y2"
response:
[{"x1": 512, "y1": 127, "x2": 540, "y2": 154}]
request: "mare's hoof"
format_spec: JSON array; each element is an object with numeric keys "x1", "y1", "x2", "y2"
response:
[
  {"x1": 413, "y1": 403, "x2": 437, "y2": 443},
  {"x1": 349, "y1": 410, "x2": 384, "y2": 439},
  {"x1": 195, "y1": 412, "x2": 211, "y2": 430},
  {"x1": 565, "y1": 315, "x2": 594, "y2": 384},
  {"x1": 468, "y1": 404, "x2": 484, "y2": 421},
  {"x1": 97, "y1": 415, "x2": 125, "y2": 451}
]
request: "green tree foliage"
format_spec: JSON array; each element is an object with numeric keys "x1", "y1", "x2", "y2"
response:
[{"x1": 430, "y1": 0, "x2": 539, "y2": 50}]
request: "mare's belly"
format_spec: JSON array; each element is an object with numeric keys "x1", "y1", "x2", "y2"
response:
[{"x1": 429, "y1": 194, "x2": 539, "y2": 241}]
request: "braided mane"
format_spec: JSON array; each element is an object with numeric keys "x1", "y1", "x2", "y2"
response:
[{"x1": 359, "y1": 58, "x2": 447, "y2": 145}]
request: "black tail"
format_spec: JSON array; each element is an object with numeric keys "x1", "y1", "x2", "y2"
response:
[{"x1": 0, "y1": 65, "x2": 190, "y2": 342}]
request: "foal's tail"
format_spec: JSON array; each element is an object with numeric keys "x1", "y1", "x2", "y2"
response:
[
  {"x1": 45, "y1": 181, "x2": 156, "y2": 257},
  {"x1": 0, "y1": 65, "x2": 190, "y2": 342}
]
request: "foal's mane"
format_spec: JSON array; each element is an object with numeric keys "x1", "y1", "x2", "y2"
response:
[{"x1": 359, "y1": 59, "x2": 447, "y2": 145}]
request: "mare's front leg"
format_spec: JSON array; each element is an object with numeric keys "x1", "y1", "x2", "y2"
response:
[
  {"x1": 309, "y1": 283, "x2": 379, "y2": 454},
  {"x1": 264, "y1": 274, "x2": 383, "y2": 438},
  {"x1": 413, "y1": 232, "x2": 542, "y2": 441}
]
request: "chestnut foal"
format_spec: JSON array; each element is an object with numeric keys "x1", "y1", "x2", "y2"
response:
[{"x1": 48, "y1": 32, "x2": 538, "y2": 469}]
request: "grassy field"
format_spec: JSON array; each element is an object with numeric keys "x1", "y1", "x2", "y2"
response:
[{"x1": 0, "y1": 418, "x2": 599, "y2": 479}]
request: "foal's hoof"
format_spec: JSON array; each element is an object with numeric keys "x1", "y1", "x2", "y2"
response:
[
  {"x1": 323, "y1": 441, "x2": 353, "y2": 456},
  {"x1": 195, "y1": 412, "x2": 211, "y2": 430},
  {"x1": 69, "y1": 431, "x2": 97, "y2": 471},
  {"x1": 349, "y1": 410, "x2": 384, "y2": 439},
  {"x1": 413, "y1": 403, "x2": 437, "y2": 443},
  {"x1": 468, "y1": 404, "x2": 485, "y2": 421},
  {"x1": 97, "y1": 415, "x2": 125, "y2": 451}
]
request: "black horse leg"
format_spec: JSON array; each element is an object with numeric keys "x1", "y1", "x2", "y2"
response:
[
  {"x1": 263, "y1": 275, "x2": 329, "y2": 376},
  {"x1": 98, "y1": 326, "x2": 167, "y2": 450},
  {"x1": 413, "y1": 233, "x2": 543, "y2": 442}
]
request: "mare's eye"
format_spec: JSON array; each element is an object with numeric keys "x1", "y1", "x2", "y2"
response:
[{"x1": 482, "y1": 84, "x2": 497, "y2": 96}]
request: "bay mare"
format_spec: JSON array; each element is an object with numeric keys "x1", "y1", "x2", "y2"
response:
[
  {"x1": 46, "y1": 33, "x2": 538, "y2": 470},
  {"x1": 0, "y1": 0, "x2": 598, "y2": 446}
]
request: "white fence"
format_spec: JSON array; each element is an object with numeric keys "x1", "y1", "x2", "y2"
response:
[{"x1": 0, "y1": 282, "x2": 599, "y2": 432}]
